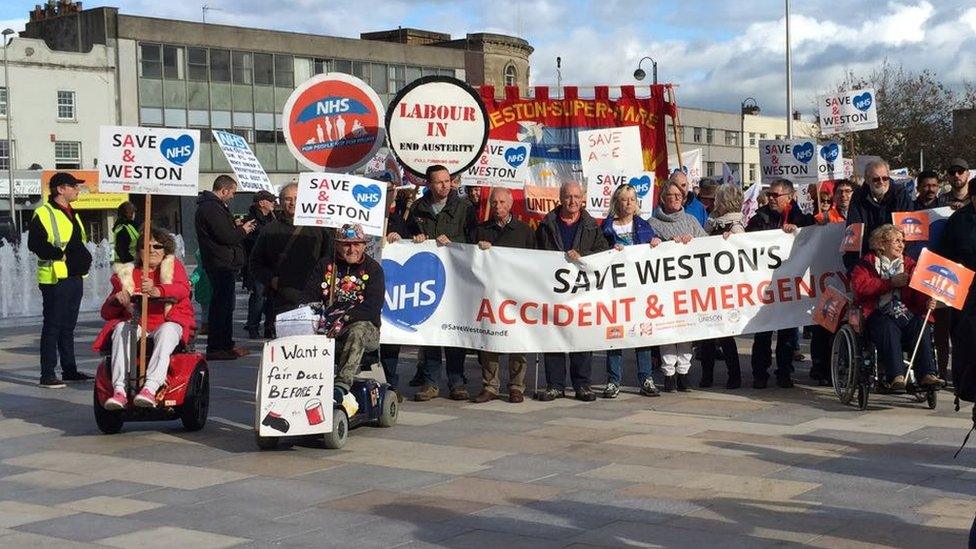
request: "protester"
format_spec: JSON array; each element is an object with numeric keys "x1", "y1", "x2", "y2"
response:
[
  {"x1": 27, "y1": 172, "x2": 94, "y2": 387},
  {"x1": 852, "y1": 225, "x2": 942, "y2": 390},
  {"x1": 599, "y1": 184, "x2": 662, "y2": 398},
  {"x1": 746, "y1": 178, "x2": 813, "y2": 388},
  {"x1": 670, "y1": 170, "x2": 708, "y2": 226},
  {"x1": 913, "y1": 170, "x2": 942, "y2": 210},
  {"x1": 699, "y1": 183, "x2": 744, "y2": 389},
  {"x1": 390, "y1": 164, "x2": 475, "y2": 402},
  {"x1": 815, "y1": 179, "x2": 853, "y2": 224},
  {"x1": 249, "y1": 183, "x2": 333, "y2": 319},
  {"x1": 932, "y1": 178, "x2": 976, "y2": 402},
  {"x1": 380, "y1": 183, "x2": 413, "y2": 393},
  {"x1": 940, "y1": 158, "x2": 970, "y2": 210},
  {"x1": 194, "y1": 175, "x2": 256, "y2": 361},
  {"x1": 535, "y1": 181, "x2": 609, "y2": 401},
  {"x1": 242, "y1": 190, "x2": 279, "y2": 339},
  {"x1": 912, "y1": 169, "x2": 953, "y2": 380},
  {"x1": 649, "y1": 180, "x2": 707, "y2": 392},
  {"x1": 470, "y1": 188, "x2": 535, "y2": 403},
  {"x1": 112, "y1": 201, "x2": 139, "y2": 263},
  {"x1": 844, "y1": 159, "x2": 913, "y2": 271},
  {"x1": 696, "y1": 178, "x2": 718, "y2": 215},
  {"x1": 94, "y1": 227, "x2": 195, "y2": 409},
  {"x1": 312, "y1": 224, "x2": 384, "y2": 395}
]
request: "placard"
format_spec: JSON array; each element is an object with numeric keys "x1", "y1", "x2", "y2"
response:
[
  {"x1": 386, "y1": 75, "x2": 489, "y2": 178},
  {"x1": 759, "y1": 139, "x2": 818, "y2": 186},
  {"x1": 819, "y1": 88, "x2": 879, "y2": 135},
  {"x1": 212, "y1": 130, "x2": 273, "y2": 193},
  {"x1": 294, "y1": 172, "x2": 388, "y2": 236},
  {"x1": 667, "y1": 149, "x2": 703, "y2": 185},
  {"x1": 892, "y1": 211, "x2": 930, "y2": 242},
  {"x1": 255, "y1": 335, "x2": 335, "y2": 437},
  {"x1": 460, "y1": 139, "x2": 532, "y2": 189},
  {"x1": 275, "y1": 305, "x2": 318, "y2": 338},
  {"x1": 812, "y1": 286, "x2": 849, "y2": 333},
  {"x1": 817, "y1": 141, "x2": 844, "y2": 182},
  {"x1": 585, "y1": 172, "x2": 656, "y2": 220},
  {"x1": 98, "y1": 126, "x2": 200, "y2": 196},
  {"x1": 910, "y1": 248, "x2": 975, "y2": 310},
  {"x1": 282, "y1": 73, "x2": 386, "y2": 173},
  {"x1": 840, "y1": 223, "x2": 864, "y2": 252},
  {"x1": 578, "y1": 126, "x2": 644, "y2": 181}
]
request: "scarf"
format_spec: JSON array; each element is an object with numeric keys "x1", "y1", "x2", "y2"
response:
[{"x1": 874, "y1": 254, "x2": 907, "y2": 318}]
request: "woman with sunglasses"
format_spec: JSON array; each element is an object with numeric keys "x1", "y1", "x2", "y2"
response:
[{"x1": 93, "y1": 227, "x2": 196, "y2": 410}]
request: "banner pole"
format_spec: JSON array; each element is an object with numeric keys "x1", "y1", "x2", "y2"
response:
[
  {"x1": 329, "y1": 228, "x2": 338, "y2": 307},
  {"x1": 138, "y1": 193, "x2": 151, "y2": 388},
  {"x1": 668, "y1": 85, "x2": 684, "y2": 171},
  {"x1": 904, "y1": 315, "x2": 929, "y2": 370}
]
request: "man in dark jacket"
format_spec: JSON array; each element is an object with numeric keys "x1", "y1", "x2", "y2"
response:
[
  {"x1": 249, "y1": 183, "x2": 333, "y2": 318},
  {"x1": 746, "y1": 178, "x2": 814, "y2": 388},
  {"x1": 470, "y1": 188, "x2": 535, "y2": 404},
  {"x1": 535, "y1": 181, "x2": 609, "y2": 402},
  {"x1": 843, "y1": 159, "x2": 913, "y2": 271},
  {"x1": 195, "y1": 175, "x2": 256, "y2": 360},
  {"x1": 389, "y1": 164, "x2": 476, "y2": 402},
  {"x1": 242, "y1": 190, "x2": 279, "y2": 338}
]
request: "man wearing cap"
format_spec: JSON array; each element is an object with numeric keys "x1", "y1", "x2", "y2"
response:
[
  {"x1": 27, "y1": 172, "x2": 94, "y2": 387},
  {"x1": 314, "y1": 224, "x2": 384, "y2": 394},
  {"x1": 940, "y1": 158, "x2": 971, "y2": 211},
  {"x1": 242, "y1": 189, "x2": 279, "y2": 339}
]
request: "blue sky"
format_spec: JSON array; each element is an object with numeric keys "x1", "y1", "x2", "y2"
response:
[{"x1": 3, "y1": 1, "x2": 974, "y2": 117}]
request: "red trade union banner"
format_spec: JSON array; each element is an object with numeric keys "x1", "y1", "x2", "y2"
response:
[
  {"x1": 282, "y1": 73, "x2": 385, "y2": 173},
  {"x1": 910, "y1": 248, "x2": 975, "y2": 310},
  {"x1": 892, "y1": 211, "x2": 930, "y2": 241}
]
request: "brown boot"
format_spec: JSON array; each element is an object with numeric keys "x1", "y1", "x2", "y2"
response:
[
  {"x1": 471, "y1": 390, "x2": 496, "y2": 404},
  {"x1": 508, "y1": 389, "x2": 524, "y2": 403},
  {"x1": 414, "y1": 385, "x2": 439, "y2": 402},
  {"x1": 449, "y1": 386, "x2": 470, "y2": 401}
]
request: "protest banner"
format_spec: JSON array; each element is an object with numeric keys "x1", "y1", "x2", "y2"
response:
[
  {"x1": 817, "y1": 141, "x2": 844, "y2": 182},
  {"x1": 741, "y1": 182, "x2": 763, "y2": 223},
  {"x1": 212, "y1": 130, "x2": 273, "y2": 193},
  {"x1": 759, "y1": 139, "x2": 818, "y2": 186},
  {"x1": 585, "y1": 171, "x2": 656, "y2": 220},
  {"x1": 892, "y1": 210, "x2": 930, "y2": 242},
  {"x1": 294, "y1": 172, "x2": 388, "y2": 236},
  {"x1": 668, "y1": 149, "x2": 702, "y2": 184},
  {"x1": 523, "y1": 185, "x2": 560, "y2": 216},
  {"x1": 910, "y1": 248, "x2": 975, "y2": 310},
  {"x1": 98, "y1": 126, "x2": 200, "y2": 196},
  {"x1": 40, "y1": 170, "x2": 127, "y2": 210},
  {"x1": 840, "y1": 223, "x2": 864, "y2": 252},
  {"x1": 460, "y1": 139, "x2": 532, "y2": 189},
  {"x1": 255, "y1": 335, "x2": 335, "y2": 437},
  {"x1": 379, "y1": 224, "x2": 848, "y2": 353},
  {"x1": 282, "y1": 73, "x2": 385, "y2": 173},
  {"x1": 578, "y1": 126, "x2": 644, "y2": 181},
  {"x1": 819, "y1": 88, "x2": 879, "y2": 135},
  {"x1": 386, "y1": 76, "x2": 489, "y2": 178},
  {"x1": 843, "y1": 158, "x2": 855, "y2": 179},
  {"x1": 812, "y1": 286, "x2": 849, "y2": 333}
]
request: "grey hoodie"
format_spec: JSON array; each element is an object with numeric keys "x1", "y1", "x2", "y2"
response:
[{"x1": 649, "y1": 207, "x2": 707, "y2": 241}]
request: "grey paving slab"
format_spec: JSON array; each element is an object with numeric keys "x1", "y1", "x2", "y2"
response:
[{"x1": 13, "y1": 511, "x2": 150, "y2": 542}]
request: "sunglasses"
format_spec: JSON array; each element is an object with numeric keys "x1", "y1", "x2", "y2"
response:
[
  {"x1": 950, "y1": 168, "x2": 968, "y2": 175},
  {"x1": 765, "y1": 192, "x2": 788, "y2": 199},
  {"x1": 150, "y1": 244, "x2": 165, "y2": 250},
  {"x1": 871, "y1": 176, "x2": 891, "y2": 183}
]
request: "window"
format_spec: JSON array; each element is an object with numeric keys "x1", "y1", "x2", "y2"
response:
[
  {"x1": 164, "y1": 108, "x2": 186, "y2": 127},
  {"x1": 725, "y1": 131, "x2": 739, "y2": 146},
  {"x1": 0, "y1": 139, "x2": 9, "y2": 170},
  {"x1": 140, "y1": 43, "x2": 161, "y2": 78},
  {"x1": 388, "y1": 65, "x2": 405, "y2": 94},
  {"x1": 162, "y1": 45, "x2": 183, "y2": 80},
  {"x1": 210, "y1": 49, "x2": 230, "y2": 82},
  {"x1": 0, "y1": 87, "x2": 7, "y2": 116},
  {"x1": 749, "y1": 132, "x2": 756, "y2": 146},
  {"x1": 211, "y1": 110, "x2": 231, "y2": 128},
  {"x1": 706, "y1": 161, "x2": 715, "y2": 177},
  {"x1": 405, "y1": 66, "x2": 421, "y2": 84},
  {"x1": 314, "y1": 58, "x2": 331, "y2": 75},
  {"x1": 57, "y1": 91, "x2": 75, "y2": 120},
  {"x1": 256, "y1": 130, "x2": 277, "y2": 143},
  {"x1": 749, "y1": 163, "x2": 756, "y2": 182},
  {"x1": 370, "y1": 63, "x2": 387, "y2": 95},
  {"x1": 504, "y1": 64, "x2": 517, "y2": 86},
  {"x1": 759, "y1": 133, "x2": 767, "y2": 140},
  {"x1": 692, "y1": 127, "x2": 702, "y2": 143},
  {"x1": 232, "y1": 51, "x2": 252, "y2": 85},
  {"x1": 187, "y1": 48, "x2": 208, "y2": 81},
  {"x1": 334, "y1": 59, "x2": 352, "y2": 74},
  {"x1": 706, "y1": 128, "x2": 714, "y2": 144},
  {"x1": 253, "y1": 53, "x2": 273, "y2": 85},
  {"x1": 274, "y1": 54, "x2": 294, "y2": 87},
  {"x1": 139, "y1": 107, "x2": 163, "y2": 125},
  {"x1": 188, "y1": 109, "x2": 209, "y2": 126},
  {"x1": 54, "y1": 141, "x2": 81, "y2": 169}
]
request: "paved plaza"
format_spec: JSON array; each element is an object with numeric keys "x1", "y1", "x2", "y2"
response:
[{"x1": 0, "y1": 302, "x2": 974, "y2": 548}]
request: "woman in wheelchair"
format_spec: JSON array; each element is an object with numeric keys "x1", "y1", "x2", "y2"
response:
[
  {"x1": 92, "y1": 227, "x2": 196, "y2": 409},
  {"x1": 851, "y1": 224, "x2": 943, "y2": 391}
]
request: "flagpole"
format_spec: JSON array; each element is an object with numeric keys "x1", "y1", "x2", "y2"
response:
[{"x1": 785, "y1": 0, "x2": 794, "y2": 139}]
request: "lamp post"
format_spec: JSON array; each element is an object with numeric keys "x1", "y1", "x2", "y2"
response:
[
  {"x1": 741, "y1": 98, "x2": 760, "y2": 185},
  {"x1": 633, "y1": 56, "x2": 657, "y2": 85},
  {"x1": 3, "y1": 28, "x2": 14, "y2": 235}
]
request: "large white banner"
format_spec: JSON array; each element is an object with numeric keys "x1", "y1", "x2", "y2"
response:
[
  {"x1": 819, "y1": 88, "x2": 879, "y2": 135},
  {"x1": 379, "y1": 225, "x2": 848, "y2": 353},
  {"x1": 98, "y1": 126, "x2": 200, "y2": 196}
]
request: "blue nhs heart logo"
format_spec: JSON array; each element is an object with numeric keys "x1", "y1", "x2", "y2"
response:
[
  {"x1": 160, "y1": 134, "x2": 195, "y2": 166},
  {"x1": 628, "y1": 175, "x2": 652, "y2": 198},
  {"x1": 819, "y1": 142, "x2": 840, "y2": 163},
  {"x1": 382, "y1": 252, "x2": 446, "y2": 332}
]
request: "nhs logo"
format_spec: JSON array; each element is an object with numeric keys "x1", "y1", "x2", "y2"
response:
[{"x1": 382, "y1": 252, "x2": 446, "y2": 332}]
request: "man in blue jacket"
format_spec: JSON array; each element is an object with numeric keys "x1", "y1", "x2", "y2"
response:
[{"x1": 670, "y1": 170, "x2": 708, "y2": 227}]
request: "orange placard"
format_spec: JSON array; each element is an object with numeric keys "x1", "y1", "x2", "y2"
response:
[
  {"x1": 41, "y1": 170, "x2": 128, "y2": 210},
  {"x1": 523, "y1": 185, "x2": 560, "y2": 216},
  {"x1": 892, "y1": 211, "x2": 930, "y2": 241},
  {"x1": 840, "y1": 223, "x2": 863, "y2": 252},
  {"x1": 812, "y1": 286, "x2": 850, "y2": 333},
  {"x1": 910, "y1": 248, "x2": 975, "y2": 310}
]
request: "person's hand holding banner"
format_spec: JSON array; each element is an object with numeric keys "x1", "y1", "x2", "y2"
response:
[{"x1": 909, "y1": 248, "x2": 975, "y2": 310}]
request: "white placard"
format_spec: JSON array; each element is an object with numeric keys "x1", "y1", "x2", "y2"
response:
[
  {"x1": 460, "y1": 139, "x2": 532, "y2": 189},
  {"x1": 585, "y1": 171, "x2": 657, "y2": 220},
  {"x1": 212, "y1": 130, "x2": 273, "y2": 193},
  {"x1": 819, "y1": 88, "x2": 879, "y2": 135},
  {"x1": 578, "y1": 126, "x2": 644, "y2": 181},
  {"x1": 817, "y1": 141, "x2": 844, "y2": 182},
  {"x1": 98, "y1": 126, "x2": 200, "y2": 196},
  {"x1": 294, "y1": 172, "x2": 388, "y2": 236},
  {"x1": 759, "y1": 139, "x2": 818, "y2": 186},
  {"x1": 667, "y1": 148, "x2": 702, "y2": 185},
  {"x1": 255, "y1": 335, "x2": 335, "y2": 437}
]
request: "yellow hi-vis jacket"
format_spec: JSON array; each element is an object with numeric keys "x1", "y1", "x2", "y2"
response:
[
  {"x1": 112, "y1": 222, "x2": 138, "y2": 262},
  {"x1": 33, "y1": 202, "x2": 86, "y2": 284}
]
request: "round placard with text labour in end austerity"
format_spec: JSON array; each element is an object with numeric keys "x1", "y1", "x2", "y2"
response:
[
  {"x1": 385, "y1": 75, "x2": 489, "y2": 178},
  {"x1": 282, "y1": 73, "x2": 385, "y2": 172}
]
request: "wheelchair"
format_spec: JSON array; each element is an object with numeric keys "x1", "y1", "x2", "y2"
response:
[{"x1": 830, "y1": 306, "x2": 938, "y2": 410}]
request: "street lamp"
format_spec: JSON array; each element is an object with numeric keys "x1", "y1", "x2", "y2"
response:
[
  {"x1": 3, "y1": 28, "x2": 15, "y2": 235},
  {"x1": 633, "y1": 56, "x2": 658, "y2": 85},
  {"x1": 741, "y1": 98, "x2": 760, "y2": 185}
]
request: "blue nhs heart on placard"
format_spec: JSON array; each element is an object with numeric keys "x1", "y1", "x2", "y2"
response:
[
  {"x1": 382, "y1": 252, "x2": 446, "y2": 332},
  {"x1": 820, "y1": 142, "x2": 840, "y2": 163},
  {"x1": 792, "y1": 142, "x2": 815, "y2": 164},
  {"x1": 160, "y1": 134, "x2": 195, "y2": 166},
  {"x1": 628, "y1": 175, "x2": 652, "y2": 198}
]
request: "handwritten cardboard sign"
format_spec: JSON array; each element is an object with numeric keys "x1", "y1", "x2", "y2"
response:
[
  {"x1": 255, "y1": 335, "x2": 335, "y2": 437},
  {"x1": 578, "y1": 126, "x2": 644, "y2": 182},
  {"x1": 212, "y1": 130, "x2": 273, "y2": 193}
]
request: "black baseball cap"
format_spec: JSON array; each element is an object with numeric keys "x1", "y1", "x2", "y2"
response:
[
  {"x1": 948, "y1": 158, "x2": 969, "y2": 171},
  {"x1": 252, "y1": 190, "x2": 276, "y2": 203},
  {"x1": 49, "y1": 172, "x2": 84, "y2": 191}
]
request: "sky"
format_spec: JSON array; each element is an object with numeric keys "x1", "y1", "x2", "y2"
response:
[{"x1": 2, "y1": 0, "x2": 974, "y2": 117}]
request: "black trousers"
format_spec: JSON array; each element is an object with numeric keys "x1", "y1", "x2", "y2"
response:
[
  {"x1": 700, "y1": 337, "x2": 740, "y2": 379},
  {"x1": 544, "y1": 352, "x2": 592, "y2": 391},
  {"x1": 809, "y1": 325, "x2": 833, "y2": 380},
  {"x1": 206, "y1": 269, "x2": 237, "y2": 352},
  {"x1": 39, "y1": 276, "x2": 83, "y2": 379},
  {"x1": 751, "y1": 328, "x2": 797, "y2": 380}
]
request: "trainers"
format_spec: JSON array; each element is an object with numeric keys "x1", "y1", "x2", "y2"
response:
[
  {"x1": 103, "y1": 389, "x2": 127, "y2": 410},
  {"x1": 38, "y1": 376, "x2": 66, "y2": 389},
  {"x1": 449, "y1": 386, "x2": 470, "y2": 401},
  {"x1": 602, "y1": 382, "x2": 620, "y2": 399},
  {"x1": 534, "y1": 387, "x2": 565, "y2": 401},
  {"x1": 889, "y1": 375, "x2": 906, "y2": 390},
  {"x1": 133, "y1": 387, "x2": 156, "y2": 408},
  {"x1": 663, "y1": 375, "x2": 676, "y2": 392},
  {"x1": 414, "y1": 385, "x2": 439, "y2": 402},
  {"x1": 640, "y1": 379, "x2": 661, "y2": 397},
  {"x1": 62, "y1": 371, "x2": 93, "y2": 382},
  {"x1": 575, "y1": 386, "x2": 597, "y2": 402}
]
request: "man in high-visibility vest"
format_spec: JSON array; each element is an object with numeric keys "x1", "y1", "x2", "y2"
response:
[
  {"x1": 112, "y1": 201, "x2": 138, "y2": 263},
  {"x1": 27, "y1": 172, "x2": 94, "y2": 388}
]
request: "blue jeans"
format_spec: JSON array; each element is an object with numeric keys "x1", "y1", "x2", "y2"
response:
[
  {"x1": 39, "y1": 276, "x2": 83, "y2": 379},
  {"x1": 606, "y1": 347, "x2": 653, "y2": 385},
  {"x1": 380, "y1": 344, "x2": 400, "y2": 388},
  {"x1": 420, "y1": 346, "x2": 467, "y2": 389},
  {"x1": 244, "y1": 278, "x2": 272, "y2": 331}
]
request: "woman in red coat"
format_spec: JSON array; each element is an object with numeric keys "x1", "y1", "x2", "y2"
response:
[
  {"x1": 851, "y1": 224, "x2": 942, "y2": 390},
  {"x1": 93, "y1": 227, "x2": 196, "y2": 409}
]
